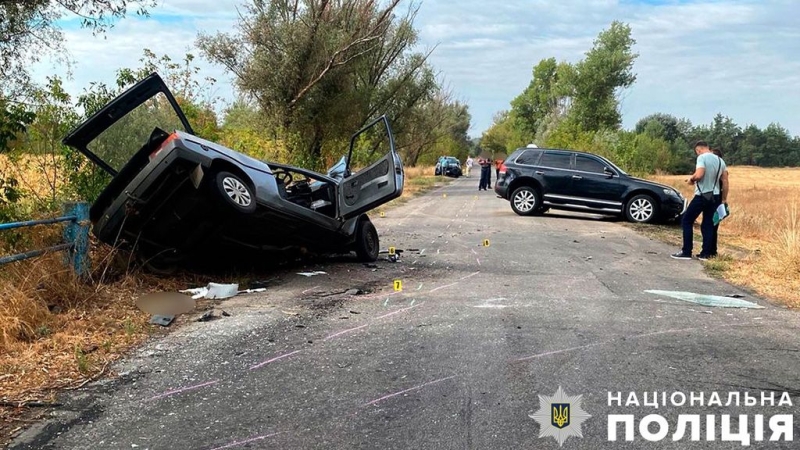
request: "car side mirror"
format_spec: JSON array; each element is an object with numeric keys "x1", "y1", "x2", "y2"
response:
[{"x1": 603, "y1": 167, "x2": 614, "y2": 178}]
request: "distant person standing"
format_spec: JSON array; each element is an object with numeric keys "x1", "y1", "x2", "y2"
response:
[
  {"x1": 494, "y1": 158, "x2": 503, "y2": 186},
  {"x1": 671, "y1": 140, "x2": 728, "y2": 260},
  {"x1": 478, "y1": 157, "x2": 492, "y2": 190},
  {"x1": 465, "y1": 155, "x2": 474, "y2": 177}
]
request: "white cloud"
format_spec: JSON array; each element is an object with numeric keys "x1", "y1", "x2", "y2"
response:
[{"x1": 27, "y1": 0, "x2": 800, "y2": 138}]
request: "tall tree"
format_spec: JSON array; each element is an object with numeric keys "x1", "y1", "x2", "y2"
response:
[
  {"x1": 197, "y1": 0, "x2": 437, "y2": 167},
  {"x1": 570, "y1": 21, "x2": 638, "y2": 131}
]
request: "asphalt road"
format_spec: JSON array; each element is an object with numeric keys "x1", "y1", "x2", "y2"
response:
[{"x1": 12, "y1": 177, "x2": 800, "y2": 449}]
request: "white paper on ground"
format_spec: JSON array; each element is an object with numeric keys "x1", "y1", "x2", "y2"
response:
[
  {"x1": 180, "y1": 283, "x2": 240, "y2": 300},
  {"x1": 297, "y1": 271, "x2": 327, "y2": 277}
]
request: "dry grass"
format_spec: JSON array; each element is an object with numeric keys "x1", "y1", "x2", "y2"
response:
[{"x1": 652, "y1": 166, "x2": 800, "y2": 307}]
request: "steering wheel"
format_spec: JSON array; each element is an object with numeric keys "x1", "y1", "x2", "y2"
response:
[{"x1": 273, "y1": 169, "x2": 294, "y2": 185}]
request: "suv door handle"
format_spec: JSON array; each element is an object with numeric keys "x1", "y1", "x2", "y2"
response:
[
  {"x1": 535, "y1": 171, "x2": 544, "y2": 175},
  {"x1": 572, "y1": 175, "x2": 583, "y2": 180}
]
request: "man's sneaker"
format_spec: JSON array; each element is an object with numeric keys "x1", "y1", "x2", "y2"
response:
[
  {"x1": 696, "y1": 253, "x2": 716, "y2": 261},
  {"x1": 670, "y1": 251, "x2": 692, "y2": 260}
]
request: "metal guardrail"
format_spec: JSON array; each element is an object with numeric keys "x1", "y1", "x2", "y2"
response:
[{"x1": 0, "y1": 202, "x2": 90, "y2": 276}]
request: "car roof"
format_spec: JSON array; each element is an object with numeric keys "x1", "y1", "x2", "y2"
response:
[{"x1": 511, "y1": 147, "x2": 603, "y2": 159}]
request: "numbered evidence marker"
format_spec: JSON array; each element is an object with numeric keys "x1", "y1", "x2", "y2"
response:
[
  {"x1": 393, "y1": 280, "x2": 403, "y2": 292},
  {"x1": 380, "y1": 211, "x2": 385, "y2": 218},
  {"x1": 483, "y1": 239, "x2": 490, "y2": 247},
  {"x1": 443, "y1": 193, "x2": 447, "y2": 198},
  {"x1": 388, "y1": 246, "x2": 396, "y2": 256}
]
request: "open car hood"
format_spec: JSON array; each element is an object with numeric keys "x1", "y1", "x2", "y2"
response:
[{"x1": 62, "y1": 73, "x2": 194, "y2": 176}]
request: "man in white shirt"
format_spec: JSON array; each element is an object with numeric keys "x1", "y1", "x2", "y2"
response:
[
  {"x1": 465, "y1": 156, "x2": 474, "y2": 177},
  {"x1": 671, "y1": 140, "x2": 728, "y2": 260}
]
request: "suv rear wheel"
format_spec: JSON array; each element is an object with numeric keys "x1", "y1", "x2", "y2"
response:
[
  {"x1": 510, "y1": 186, "x2": 542, "y2": 216},
  {"x1": 625, "y1": 194, "x2": 657, "y2": 223}
]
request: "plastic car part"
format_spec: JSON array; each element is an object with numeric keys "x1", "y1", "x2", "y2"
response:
[
  {"x1": 625, "y1": 194, "x2": 656, "y2": 223},
  {"x1": 214, "y1": 171, "x2": 256, "y2": 214},
  {"x1": 354, "y1": 218, "x2": 379, "y2": 262},
  {"x1": 510, "y1": 186, "x2": 542, "y2": 216}
]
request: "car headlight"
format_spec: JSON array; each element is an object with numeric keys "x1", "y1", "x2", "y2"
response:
[{"x1": 664, "y1": 188, "x2": 681, "y2": 198}]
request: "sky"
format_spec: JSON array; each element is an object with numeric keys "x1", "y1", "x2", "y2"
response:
[{"x1": 29, "y1": 0, "x2": 800, "y2": 137}]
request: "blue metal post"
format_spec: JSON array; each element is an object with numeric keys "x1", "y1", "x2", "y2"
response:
[{"x1": 63, "y1": 202, "x2": 90, "y2": 277}]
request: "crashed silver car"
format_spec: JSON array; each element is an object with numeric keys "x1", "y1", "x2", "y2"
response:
[{"x1": 62, "y1": 73, "x2": 404, "y2": 270}]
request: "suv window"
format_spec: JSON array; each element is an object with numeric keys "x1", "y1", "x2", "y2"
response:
[
  {"x1": 515, "y1": 149, "x2": 542, "y2": 165},
  {"x1": 539, "y1": 152, "x2": 572, "y2": 169},
  {"x1": 575, "y1": 155, "x2": 606, "y2": 174}
]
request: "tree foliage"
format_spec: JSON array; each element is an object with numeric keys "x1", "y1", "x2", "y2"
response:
[{"x1": 198, "y1": 0, "x2": 466, "y2": 168}]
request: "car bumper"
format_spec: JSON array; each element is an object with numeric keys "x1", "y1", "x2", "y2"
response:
[
  {"x1": 494, "y1": 176, "x2": 510, "y2": 198},
  {"x1": 660, "y1": 197, "x2": 684, "y2": 220}
]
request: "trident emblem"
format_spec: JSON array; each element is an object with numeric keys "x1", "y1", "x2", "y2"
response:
[{"x1": 551, "y1": 403, "x2": 570, "y2": 429}]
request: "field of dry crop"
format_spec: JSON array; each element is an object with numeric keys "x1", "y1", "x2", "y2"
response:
[{"x1": 652, "y1": 166, "x2": 800, "y2": 307}]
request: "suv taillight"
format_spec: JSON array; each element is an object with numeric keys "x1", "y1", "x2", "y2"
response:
[
  {"x1": 499, "y1": 162, "x2": 508, "y2": 175},
  {"x1": 149, "y1": 133, "x2": 178, "y2": 161}
]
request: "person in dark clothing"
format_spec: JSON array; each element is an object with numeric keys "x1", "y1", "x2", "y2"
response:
[
  {"x1": 671, "y1": 140, "x2": 728, "y2": 260},
  {"x1": 478, "y1": 157, "x2": 492, "y2": 190}
]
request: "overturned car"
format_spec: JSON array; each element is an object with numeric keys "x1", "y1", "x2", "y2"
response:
[{"x1": 62, "y1": 73, "x2": 404, "y2": 271}]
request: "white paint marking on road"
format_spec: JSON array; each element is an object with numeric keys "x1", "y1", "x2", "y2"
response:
[
  {"x1": 476, "y1": 258, "x2": 481, "y2": 266},
  {"x1": 362, "y1": 375, "x2": 457, "y2": 407},
  {"x1": 471, "y1": 248, "x2": 477, "y2": 255},
  {"x1": 417, "y1": 283, "x2": 424, "y2": 291},
  {"x1": 302, "y1": 286, "x2": 320, "y2": 294},
  {"x1": 410, "y1": 299, "x2": 416, "y2": 307},
  {"x1": 437, "y1": 249, "x2": 440, "y2": 254},
  {"x1": 420, "y1": 249, "x2": 426, "y2": 255},
  {"x1": 384, "y1": 298, "x2": 390, "y2": 307},
  {"x1": 375, "y1": 304, "x2": 419, "y2": 321},
  {"x1": 474, "y1": 304, "x2": 508, "y2": 309}
]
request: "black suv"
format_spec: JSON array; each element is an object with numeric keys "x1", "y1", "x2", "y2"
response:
[{"x1": 494, "y1": 147, "x2": 684, "y2": 223}]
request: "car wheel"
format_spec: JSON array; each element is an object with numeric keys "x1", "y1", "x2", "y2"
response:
[
  {"x1": 510, "y1": 186, "x2": 542, "y2": 216},
  {"x1": 136, "y1": 246, "x2": 180, "y2": 276},
  {"x1": 215, "y1": 171, "x2": 256, "y2": 214},
  {"x1": 625, "y1": 194, "x2": 657, "y2": 223},
  {"x1": 354, "y1": 218, "x2": 379, "y2": 262}
]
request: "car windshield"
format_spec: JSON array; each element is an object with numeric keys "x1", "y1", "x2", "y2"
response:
[{"x1": 86, "y1": 92, "x2": 188, "y2": 172}]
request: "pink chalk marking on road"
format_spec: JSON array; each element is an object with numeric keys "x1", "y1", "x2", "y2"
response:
[
  {"x1": 513, "y1": 328, "x2": 706, "y2": 362},
  {"x1": 514, "y1": 343, "x2": 607, "y2": 362},
  {"x1": 207, "y1": 431, "x2": 286, "y2": 450},
  {"x1": 375, "y1": 304, "x2": 418, "y2": 320},
  {"x1": 146, "y1": 380, "x2": 219, "y2": 401},
  {"x1": 429, "y1": 282, "x2": 457, "y2": 293},
  {"x1": 249, "y1": 350, "x2": 303, "y2": 370},
  {"x1": 324, "y1": 324, "x2": 368, "y2": 341},
  {"x1": 362, "y1": 375, "x2": 457, "y2": 407},
  {"x1": 460, "y1": 271, "x2": 480, "y2": 281}
]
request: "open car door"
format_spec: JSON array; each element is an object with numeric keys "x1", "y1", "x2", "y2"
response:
[
  {"x1": 62, "y1": 72, "x2": 193, "y2": 176},
  {"x1": 337, "y1": 116, "x2": 404, "y2": 220}
]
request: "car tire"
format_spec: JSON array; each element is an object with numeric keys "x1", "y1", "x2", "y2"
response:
[
  {"x1": 214, "y1": 171, "x2": 256, "y2": 214},
  {"x1": 510, "y1": 186, "x2": 542, "y2": 216},
  {"x1": 354, "y1": 217, "x2": 379, "y2": 262},
  {"x1": 625, "y1": 194, "x2": 657, "y2": 223}
]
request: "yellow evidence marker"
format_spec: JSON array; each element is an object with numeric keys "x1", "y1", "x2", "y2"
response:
[
  {"x1": 388, "y1": 246, "x2": 396, "y2": 255},
  {"x1": 443, "y1": 193, "x2": 447, "y2": 198},
  {"x1": 394, "y1": 280, "x2": 403, "y2": 292},
  {"x1": 380, "y1": 211, "x2": 385, "y2": 218},
  {"x1": 483, "y1": 239, "x2": 490, "y2": 247}
]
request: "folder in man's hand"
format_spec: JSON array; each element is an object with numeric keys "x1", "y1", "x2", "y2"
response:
[{"x1": 713, "y1": 203, "x2": 730, "y2": 226}]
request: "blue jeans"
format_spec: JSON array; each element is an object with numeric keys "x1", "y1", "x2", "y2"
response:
[{"x1": 681, "y1": 194, "x2": 721, "y2": 255}]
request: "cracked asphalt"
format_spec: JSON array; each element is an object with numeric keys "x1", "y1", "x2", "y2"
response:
[{"x1": 11, "y1": 177, "x2": 800, "y2": 449}]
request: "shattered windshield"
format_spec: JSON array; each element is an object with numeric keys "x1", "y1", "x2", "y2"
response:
[{"x1": 86, "y1": 92, "x2": 187, "y2": 172}]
